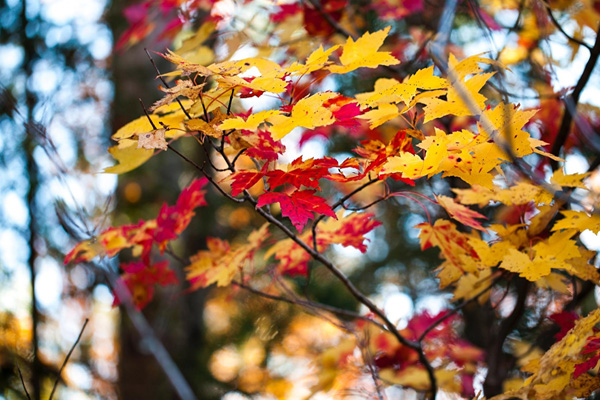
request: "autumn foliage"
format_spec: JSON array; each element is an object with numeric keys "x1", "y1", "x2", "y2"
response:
[{"x1": 63, "y1": 0, "x2": 600, "y2": 399}]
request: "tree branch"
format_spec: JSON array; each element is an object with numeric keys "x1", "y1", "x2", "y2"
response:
[
  {"x1": 483, "y1": 278, "x2": 529, "y2": 397},
  {"x1": 16, "y1": 364, "x2": 31, "y2": 400},
  {"x1": 545, "y1": 6, "x2": 592, "y2": 51},
  {"x1": 232, "y1": 280, "x2": 388, "y2": 331},
  {"x1": 550, "y1": 28, "x2": 600, "y2": 167},
  {"x1": 49, "y1": 319, "x2": 89, "y2": 400},
  {"x1": 144, "y1": 48, "x2": 193, "y2": 120}
]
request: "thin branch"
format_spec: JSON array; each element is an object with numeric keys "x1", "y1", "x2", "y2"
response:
[
  {"x1": 550, "y1": 27, "x2": 600, "y2": 166},
  {"x1": 91, "y1": 261, "x2": 198, "y2": 400},
  {"x1": 357, "y1": 330, "x2": 386, "y2": 400},
  {"x1": 304, "y1": 0, "x2": 355, "y2": 39},
  {"x1": 201, "y1": 142, "x2": 230, "y2": 172},
  {"x1": 167, "y1": 143, "x2": 245, "y2": 202},
  {"x1": 311, "y1": 178, "x2": 379, "y2": 251},
  {"x1": 418, "y1": 275, "x2": 501, "y2": 342},
  {"x1": 144, "y1": 48, "x2": 193, "y2": 120},
  {"x1": 231, "y1": 148, "x2": 247, "y2": 168},
  {"x1": 140, "y1": 99, "x2": 158, "y2": 130},
  {"x1": 48, "y1": 318, "x2": 89, "y2": 400},
  {"x1": 545, "y1": 5, "x2": 592, "y2": 51},
  {"x1": 16, "y1": 364, "x2": 31, "y2": 400},
  {"x1": 232, "y1": 281, "x2": 387, "y2": 330},
  {"x1": 226, "y1": 89, "x2": 235, "y2": 115},
  {"x1": 248, "y1": 195, "x2": 437, "y2": 394}
]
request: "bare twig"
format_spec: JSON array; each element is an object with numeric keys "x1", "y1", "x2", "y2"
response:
[
  {"x1": 48, "y1": 318, "x2": 89, "y2": 400},
  {"x1": 544, "y1": 5, "x2": 592, "y2": 51},
  {"x1": 16, "y1": 364, "x2": 31, "y2": 400},
  {"x1": 232, "y1": 280, "x2": 387, "y2": 330},
  {"x1": 304, "y1": 0, "x2": 355, "y2": 39},
  {"x1": 311, "y1": 178, "x2": 379, "y2": 251},
  {"x1": 418, "y1": 275, "x2": 501, "y2": 342},
  {"x1": 484, "y1": 279, "x2": 529, "y2": 396},
  {"x1": 550, "y1": 28, "x2": 600, "y2": 167},
  {"x1": 144, "y1": 48, "x2": 193, "y2": 120},
  {"x1": 226, "y1": 89, "x2": 235, "y2": 115},
  {"x1": 140, "y1": 98, "x2": 158, "y2": 130}
]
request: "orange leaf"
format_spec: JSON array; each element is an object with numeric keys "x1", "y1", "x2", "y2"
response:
[{"x1": 435, "y1": 195, "x2": 487, "y2": 231}]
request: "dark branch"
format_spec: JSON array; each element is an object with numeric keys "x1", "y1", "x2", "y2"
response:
[
  {"x1": 16, "y1": 364, "x2": 31, "y2": 400},
  {"x1": 232, "y1": 281, "x2": 387, "y2": 330},
  {"x1": 48, "y1": 318, "x2": 89, "y2": 400},
  {"x1": 550, "y1": 28, "x2": 600, "y2": 167},
  {"x1": 144, "y1": 48, "x2": 193, "y2": 120},
  {"x1": 545, "y1": 6, "x2": 592, "y2": 51}
]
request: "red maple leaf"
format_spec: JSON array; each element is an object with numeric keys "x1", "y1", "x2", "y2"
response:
[
  {"x1": 271, "y1": 3, "x2": 302, "y2": 23},
  {"x1": 574, "y1": 337, "x2": 600, "y2": 378},
  {"x1": 266, "y1": 156, "x2": 338, "y2": 189},
  {"x1": 324, "y1": 96, "x2": 364, "y2": 128},
  {"x1": 224, "y1": 164, "x2": 268, "y2": 196},
  {"x1": 244, "y1": 130, "x2": 286, "y2": 161},
  {"x1": 153, "y1": 177, "x2": 209, "y2": 252},
  {"x1": 303, "y1": 0, "x2": 346, "y2": 36},
  {"x1": 257, "y1": 190, "x2": 336, "y2": 231},
  {"x1": 114, "y1": 260, "x2": 178, "y2": 310},
  {"x1": 549, "y1": 311, "x2": 579, "y2": 340}
]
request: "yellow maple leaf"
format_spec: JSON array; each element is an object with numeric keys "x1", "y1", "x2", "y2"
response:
[
  {"x1": 286, "y1": 45, "x2": 340, "y2": 76},
  {"x1": 499, "y1": 230, "x2": 583, "y2": 281},
  {"x1": 112, "y1": 111, "x2": 186, "y2": 141},
  {"x1": 552, "y1": 210, "x2": 600, "y2": 234},
  {"x1": 550, "y1": 169, "x2": 590, "y2": 189},
  {"x1": 469, "y1": 237, "x2": 516, "y2": 268},
  {"x1": 219, "y1": 110, "x2": 280, "y2": 131},
  {"x1": 186, "y1": 224, "x2": 270, "y2": 289},
  {"x1": 104, "y1": 141, "x2": 154, "y2": 174},
  {"x1": 356, "y1": 103, "x2": 399, "y2": 128},
  {"x1": 420, "y1": 72, "x2": 495, "y2": 123},
  {"x1": 357, "y1": 66, "x2": 447, "y2": 108},
  {"x1": 185, "y1": 111, "x2": 228, "y2": 138},
  {"x1": 491, "y1": 309, "x2": 600, "y2": 400},
  {"x1": 453, "y1": 268, "x2": 492, "y2": 302},
  {"x1": 268, "y1": 92, "x2": 338, "y2": 139},
  {"x1": 453, "y1": 182, "x2": 543, "y2": 207},
  {"x1": 383, "y1": 128, "x2": 507, "y2": 187},
  {"x1": 479, "y1": 103, "x2": 537, "y2": 158},
  {"x1": 381, "y1": 152, "x2": 426, "y2": 179},
  {"x1": 327, "y1": 26, "x2": 400, "y2": 74},
  {"x1": 500, "y1": 248, "x2": 551, "y2": 281}
]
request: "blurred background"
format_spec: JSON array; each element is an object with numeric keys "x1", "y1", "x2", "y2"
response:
[{"x1": 2, "y1": 0, "x2": 600, "y2": 399}]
